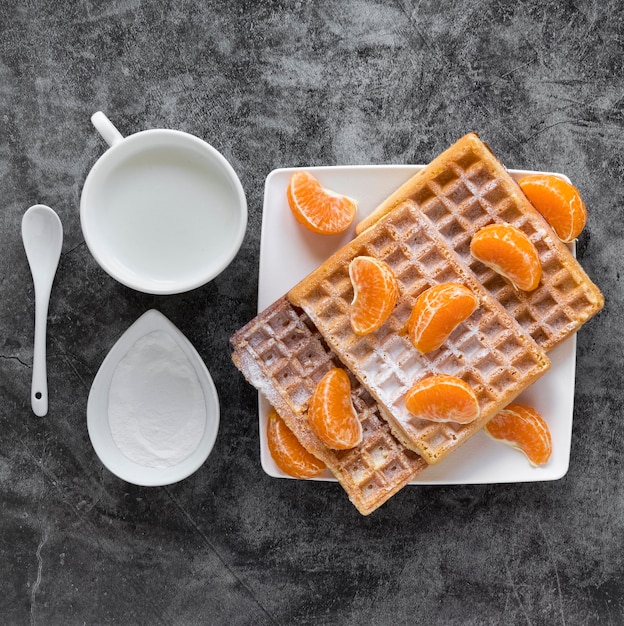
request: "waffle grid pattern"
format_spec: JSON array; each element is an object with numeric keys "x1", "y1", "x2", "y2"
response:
[
  {"x1": 230, "y1": 297, "x2": 427, "y2": 516},
  {"x1": 358, "y1": 134, "x2": 604, "y2": 351},
  {"x1": 289, "y1": 204, "x2": 550, "y2": 464}
]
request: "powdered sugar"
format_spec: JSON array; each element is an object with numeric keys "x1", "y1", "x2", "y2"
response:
[{"x1": 108, "y1": 330, "x2": 206, "y2": 468}]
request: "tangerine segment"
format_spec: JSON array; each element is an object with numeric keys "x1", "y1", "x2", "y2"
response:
[
  {"x1": 484, "y1": 403, "x2": 552, "y2": 466},
  {"x1": 287, "y1": 171, "x2": 357, "y2": 235},
  {"x1": 470, "y1": 223, "x2": 542, "y2": 291},
  {"x1": 349, "y1": 256, "x2": 399, "y2": 335},
  {"x1": 267, "y1": 408, "x2": 326, "y2": 479},
  {"x1": 408, "y1": 283, "x2": 479, "y2": 353},
  {"x1": 518, "y1": 174, "x2": 587, "y2": 243},
  {"x1": 308, "y1": 368, "x2": 362, "y2": 450},
  {"x1": 404, "y1": 374, "x2": 480, "y2": 424}
]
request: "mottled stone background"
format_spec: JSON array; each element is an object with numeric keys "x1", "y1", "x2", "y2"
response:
[{"x1": 1, "y1": 1, "x2": 622, "y2": 624}]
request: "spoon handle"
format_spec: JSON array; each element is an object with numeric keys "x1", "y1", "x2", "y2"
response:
[{"x1": 31, "y1": 286, "x2": 51, "y2": 416}]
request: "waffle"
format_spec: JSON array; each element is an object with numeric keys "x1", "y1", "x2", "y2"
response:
[
  {"x1": 288, "y1": 202, "x2": 550, "y2": 464},
  {"x1": 356, "y1": 133, "x2": 604, "y2": 352},
  {"x1": 230, "y1": 296, "x2": 428, "y2": 516}
]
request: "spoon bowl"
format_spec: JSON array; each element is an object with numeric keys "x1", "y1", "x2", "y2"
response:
[{"x1": 22, "y1": 204, "x2": 63, "y2": 416}]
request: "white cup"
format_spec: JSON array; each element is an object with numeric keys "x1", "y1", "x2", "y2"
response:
[{"x1": 80, "y1": 112, "x2": 247, "y2": 294}]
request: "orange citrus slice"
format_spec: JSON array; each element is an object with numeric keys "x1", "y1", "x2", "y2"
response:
[
  {"x1": 518, "y1": 174, "x2": 587, "y2": 242},
  {"x1": 308, "y1": 368, "x2": 362, "y2": 449},
  {"x1": 404, "y1": 374, "x2": 480, "y2": 424},
  {"x1": 287, "y1": 171, "x2": 357, "y2": 234},
  {"x1": 470, "y1": 223, "x2": 542, "y2": 291},
  {"x1": 484, "y1": 403, "x2": 552, "y2": 466},
  {"x1": 267, "y1": 407, "x2": 326, "y2": 479},
  {"x1": 408, "y1": 282, "x2": 479, "y2": 353},
  {"x1": 349, "y1": 256, "x2": 399, "y2": 335}
]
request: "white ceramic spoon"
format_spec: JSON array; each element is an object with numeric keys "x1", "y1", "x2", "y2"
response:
[{"x1": 21, "y1": 204, "x2": 63, "y2": 416}]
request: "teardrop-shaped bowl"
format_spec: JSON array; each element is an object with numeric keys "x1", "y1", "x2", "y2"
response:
[{"x1": 87, "y1": 309, "x2": 219, "y2": 486}]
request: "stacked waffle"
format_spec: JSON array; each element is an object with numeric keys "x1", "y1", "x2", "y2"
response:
[
  {"x1": 231, "y1": 297, "x2": 427, "y2": 516},
  {"x1": 287, "y1": 204, "x2": 550, "y2": 464},
  {"x1": 231, "y1": 133, "x2": 603, "y2": 515},
  {"x1": 356, "y1": 133, "x2": 604, "y2": 351}
]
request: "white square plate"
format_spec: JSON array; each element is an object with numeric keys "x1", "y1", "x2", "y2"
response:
[{"x1": 258, "y1": 165, "x2": 576, "y2": 484}]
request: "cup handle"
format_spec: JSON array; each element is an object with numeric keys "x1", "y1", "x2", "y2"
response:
[{"x1": 91, "y1": 111, "x2": 124, "y2": 147}]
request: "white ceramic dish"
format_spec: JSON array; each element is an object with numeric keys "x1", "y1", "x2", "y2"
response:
[
  {"x1": 258, "y1": 164, "x2": 576, "y2": 484},
  {"x1": 87, "y1": 309, "x2": 220, "y2": 486}
]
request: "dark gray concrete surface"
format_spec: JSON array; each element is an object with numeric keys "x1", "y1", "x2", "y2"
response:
[{"x1": 1, "y1": 1, "x2": 622, "y2": 624}]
